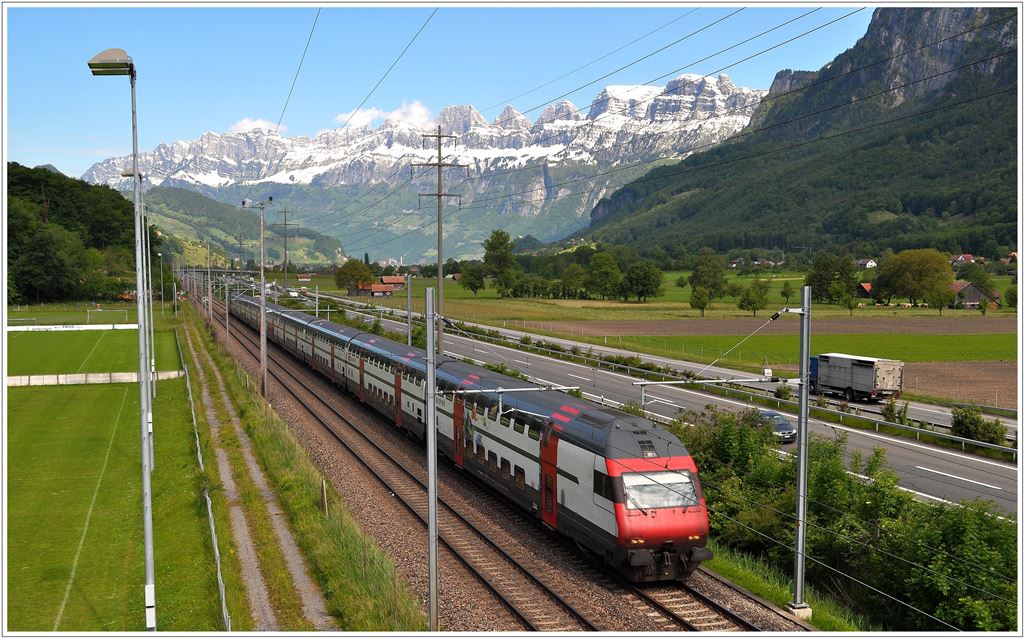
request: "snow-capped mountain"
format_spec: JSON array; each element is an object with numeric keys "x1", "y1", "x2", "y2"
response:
[{"x1": 83, "y1": 74, "x2": 765, "y2": 261}]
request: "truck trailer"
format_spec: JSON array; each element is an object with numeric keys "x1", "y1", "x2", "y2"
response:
[{"x1": 809, "y1": 353, "x2": 904, "y2": 402}]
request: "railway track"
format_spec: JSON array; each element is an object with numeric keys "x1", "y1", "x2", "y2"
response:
[
  {"x1": 205, "y1": 299, "x2": 783, "y2": 631},
  {"x1": 208, "y1": 301, "x2": 599, "y2": 631}
]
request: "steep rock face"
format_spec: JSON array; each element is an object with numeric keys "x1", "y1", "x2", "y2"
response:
[
  {"x1": 584, "y1": 6, "x2": 1017, "y2": 257},
  {"x1": 749, "y1": 6, "x2": 1017, "y2": 129}
]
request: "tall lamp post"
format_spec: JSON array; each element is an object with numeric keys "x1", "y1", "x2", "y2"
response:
[
  {"x1": 88, "y1": 47, "x2": 156, "y2": 632},
  {"x1": 242, "y1": 197, "x2": 272, "y2": 397},
  {"x1": 158, "y1": 252, "x2": 164, "y2": 315}
]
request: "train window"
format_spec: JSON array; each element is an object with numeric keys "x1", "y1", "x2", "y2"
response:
[
  {"x1": 528, "y1": 423, "x2": 541, "y2": 440},
  {"x1": 487, "y1": 451, "x2": 497, "y2": 473},
  {"x1": 476, "y1": 445, "x2": 485, "y2": 464},
  {"x1": 500, "y1": 414, "x2": 510, "y2": 428},
  {"x1": 544, "y1": 475, "x2": 554, "y2": 513},
  {"x1": 593, "y1": 470, "x2": 613, "y2": 500},
  {"x1": 500, "y1": 459, "x2": 511, "y2": 480},
  {"x1": 488, "y1": 405, "x2": 498, "y2": 421},
  {"x1": 514, "y1": 466, "x2": 525, "y2": 489},
  {"x1": 512, "y1": 418, "x2": 524, "y2": 434}
]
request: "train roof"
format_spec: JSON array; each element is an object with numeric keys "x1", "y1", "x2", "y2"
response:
[{"x1": 235, "y1": 294, "x2": 689, "y2": 462}]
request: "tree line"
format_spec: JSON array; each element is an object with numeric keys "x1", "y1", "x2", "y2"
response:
[{"x1": 7, "y1": 162, "x2": 171, "y2": 303}]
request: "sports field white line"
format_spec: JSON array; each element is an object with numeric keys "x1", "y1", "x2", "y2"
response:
[
  {"x1": 75, "y1": 331, "x2": 109, "y2": 373},
  {"x1": 914, "y1": 465, "x2": 1004, "y2": 490},
  {"x1": 52, "y1": 387, "x2": 130, "y2": 631}
]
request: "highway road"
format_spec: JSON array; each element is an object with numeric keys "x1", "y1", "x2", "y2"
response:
[
  {"x1": 326, "y1": 292, "x2": 1018, "y2": 435},
  {"x1": 311, "y1": 290, "x2": 1017, "y2": 514}
]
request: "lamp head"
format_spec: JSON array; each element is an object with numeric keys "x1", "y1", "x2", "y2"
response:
[{"x1": 88, "y1": 48, "x2": 134, "y2": 76}]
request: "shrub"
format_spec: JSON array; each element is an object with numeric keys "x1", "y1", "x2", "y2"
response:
[
  {"x1": 881, "y1": 397, "x2": 910, "y2": 425},
  {"x1": 951, "y1": 404, "x2": 1007, "y2": 444},
  {"x1": 773, "y1": 384, "x2": 793, "y2": 401}
]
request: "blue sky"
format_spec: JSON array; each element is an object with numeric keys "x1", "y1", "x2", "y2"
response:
[{"x1": 5, "y1": 5, "x2": 873, "y2": 177}]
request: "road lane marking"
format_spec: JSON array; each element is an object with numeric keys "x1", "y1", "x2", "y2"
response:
[
  {"x1": 567, "y1": 373, "x2": 590, "y2": 381},
  {"x1": 514, "y1": 360, "x2": 530, "y2": 366},
  {"x1": 914, "y1": 466, "x2": 1003, "y2": 490}
]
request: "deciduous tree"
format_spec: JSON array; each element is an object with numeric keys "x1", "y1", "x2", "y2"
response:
[
  {"x1": 688, "y1": 248, "x2": 727, "y2": 298},
  {"x1": 335, "y1": 259, "x2": 374, "y2": 291}
]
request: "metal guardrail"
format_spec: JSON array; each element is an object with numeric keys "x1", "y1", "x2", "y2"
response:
[
  {"x1": 323, "y1": 295, "x2": 1018, "y2": 458},
  {"x1": 176, "y1": 328, "x2": 232, "y2": 631}
]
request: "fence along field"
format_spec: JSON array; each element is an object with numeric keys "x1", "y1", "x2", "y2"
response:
[{"x1": 6, "y1": 379, "x2": 223, "y2": 630}]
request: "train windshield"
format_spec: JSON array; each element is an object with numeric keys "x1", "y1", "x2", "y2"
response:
[{"x1": 622, "y1": 471, "x2": 699, "y2": 510}]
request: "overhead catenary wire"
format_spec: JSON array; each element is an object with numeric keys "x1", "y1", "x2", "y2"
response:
[
  {"x1": 334, "y1": 8, "x2": 438, "y2": 132},
  {"x1": 479, "y1": 9, "x2": 699, "y2": 113},
  {"x1": 457, "y1": 49, "x2": 1017, "y2": 211},
  {"x1": 333, "y1": 296, "x2": 1018, "y2": 589},
  {"x1": 354, "y1": 82, "x2": 1015, "y2": 254},
  {"x1": 240, "y1": 8, "x2": 322, "y2": 206},
  {"x1": 444, "y1": 8, "x2": 1004, "y2": 200}
]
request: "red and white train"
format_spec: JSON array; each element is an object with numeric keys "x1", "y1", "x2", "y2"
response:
[{"x1": 231, "y1": 294, "x2": 712, "y2": 582}]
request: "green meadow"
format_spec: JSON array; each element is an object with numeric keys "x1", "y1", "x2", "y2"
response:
[
  {"x1": 7, "y1": 330, "x2": 179, "y2": 376},
  {"x1": 6, "y1": 379, "x2": 222, "y2": 631}
]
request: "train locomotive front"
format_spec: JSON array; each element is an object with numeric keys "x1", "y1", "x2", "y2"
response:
[{"x1": 227, "y1": 293, "x2": 712, "y2": 582}]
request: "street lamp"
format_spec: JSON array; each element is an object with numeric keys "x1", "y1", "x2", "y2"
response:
[
  {"x1": 88, "y1": 47, "x2": 156, "y2": 632},
  {"x1": 158, "y1": 252, "x2": 164, "y2": 315}
]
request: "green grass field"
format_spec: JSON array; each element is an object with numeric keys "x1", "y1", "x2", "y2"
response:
[
  {"x1": 580, "y1": 332, "x2": 1016, "y2": 367},
  {"x1": 7, "y1": 330, "x2": 179, "y2": 376},
  {"x1": 6, "y1": 379, "x2": 222, "y2": 631}
]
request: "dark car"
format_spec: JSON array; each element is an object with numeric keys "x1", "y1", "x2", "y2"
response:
[{"x1": 759, "y1": 410, "x2": 796, "y2": 444}]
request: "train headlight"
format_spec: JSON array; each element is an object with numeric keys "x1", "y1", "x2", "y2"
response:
[
  {"x1": 687, "y1": 535, "x2": 702, "y2": 541},
  {"x1": 630, "y1": 538, "x2": 646, "y2": 545}
]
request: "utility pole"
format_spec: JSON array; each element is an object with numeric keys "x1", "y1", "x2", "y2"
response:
[
  {"x1": 424, "y1": 287, "x2": 439, "y2": 631},
  {"x1": 406, "y1": 273, "x2": 413, "y2": 347},
  {"x1": 413, "y1": 126, "x2": 466, "y2": 355},
  {"x1": 272, "y1": 209, "x2": 297, "y2": 289},
  {"x1": 787, "y1": 285, "x2": 812, "y2": 621},
  {"x1": 207, "y1": 241, "x2": 213, "y2": 322},
  {"x1": 242, "y1": 197, "x2": 272, "y2": 397}
]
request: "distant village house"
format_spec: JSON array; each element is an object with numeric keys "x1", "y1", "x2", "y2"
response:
[{"x1": 351, "y1": 283, "x2": 395, "y2": 297}]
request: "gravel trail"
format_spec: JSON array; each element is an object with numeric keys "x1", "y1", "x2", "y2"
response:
[{"x1": 183, "y1": 326, "x2": 278, "y2": 630}]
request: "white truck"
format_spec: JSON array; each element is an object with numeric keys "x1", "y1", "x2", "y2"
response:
[{"x1": 809, "y1": 353, "x2": 904, "y2": 402}]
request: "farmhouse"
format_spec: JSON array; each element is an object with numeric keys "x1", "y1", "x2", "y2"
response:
[
  {"x1": 948, "y1": 280, "x2": 1001, "y2": 309},
  {"x1": 380, "y1": 275, "x2": 406, "y2": 288},
  {"x1": 856, "y1": 258, "x2": 877, "y2": 270},
  {"x1": 351, "y1": 283, "x2": 395, "y2": 297}
]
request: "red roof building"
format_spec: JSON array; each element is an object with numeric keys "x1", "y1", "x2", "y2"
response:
[
  {"x1": 380, "y1": 275, "x2": 406, "y2": 287},
  {"x1": 352, "y1": 283, "x2": 395, "y2": 297}
]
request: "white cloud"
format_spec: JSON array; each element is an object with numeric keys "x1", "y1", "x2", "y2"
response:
[
  {"x1": 334, "y1": 100, "x2": 433, "y2": 129},
  {"x1": 229, "y1": 118, "x2": 286, "y2": 134}
]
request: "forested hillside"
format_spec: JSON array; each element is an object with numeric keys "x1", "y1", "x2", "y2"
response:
[
  {"x1": 584, "y1": 8, "x2": 1017, "y2": 258},
  {"x1": 7, "y1": 162, "x2": 153, "y2": 302},
  {"x1": 144, "y1": 186, "x2": 343, "y2": 264}
]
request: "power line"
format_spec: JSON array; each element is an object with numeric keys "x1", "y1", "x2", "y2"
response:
[
  {"x1": 357, "y1": 82, "x2": 1014, "y2": 255},
  {"x1": 335, "y1": 8, "x2": 438, "y2": 132},
  {"x1": 240, "y1": 8, "x2": 322, "y2": 206},
  {"x1": 457, "y1": 58, "x2": 1016, "y2": 211},
  {"x1": 479, "y1": 9, "x2": 699, "y2": 113},
  {"x1": 453, "y1": 7, "x2": 1003, "y2": 196}
]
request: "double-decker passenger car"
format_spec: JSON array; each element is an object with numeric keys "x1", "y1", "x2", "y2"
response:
[{"x1": 230, "y1": 294, "x2": 712, "y2": 581}]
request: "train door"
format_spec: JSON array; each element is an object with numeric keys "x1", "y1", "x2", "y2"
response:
[
  {"x1": 540, "y1": 421, "x2": 559, "y2": 528},
  {"x1": 452, "y1": 397, "x2": 465, "y2": 467},
  {"x1": 330, "y1": 342, "x2": 336, "y2": 384},
  {"x1": 358, "y1": 356, "x2": 365, "y2": 402}
]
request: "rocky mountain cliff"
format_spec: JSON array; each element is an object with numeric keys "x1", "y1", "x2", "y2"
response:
[
  {"x1": 82, "y1": 74, "x2": 765, "y2": 261},
  {"x1": 583, "y1": 7, "x2": 1017, "y2": 257}
]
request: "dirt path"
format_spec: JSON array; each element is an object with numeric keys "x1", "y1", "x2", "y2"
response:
[
  {"x1": 194, "y1": 330, "x2": 336, "y2": 631},
  {"x1": 526, "y1": 316, "x2": 1017, "y2": 336},
  {"x1": 183, "y1": 326, "x2": 278, "y2": 631}
]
